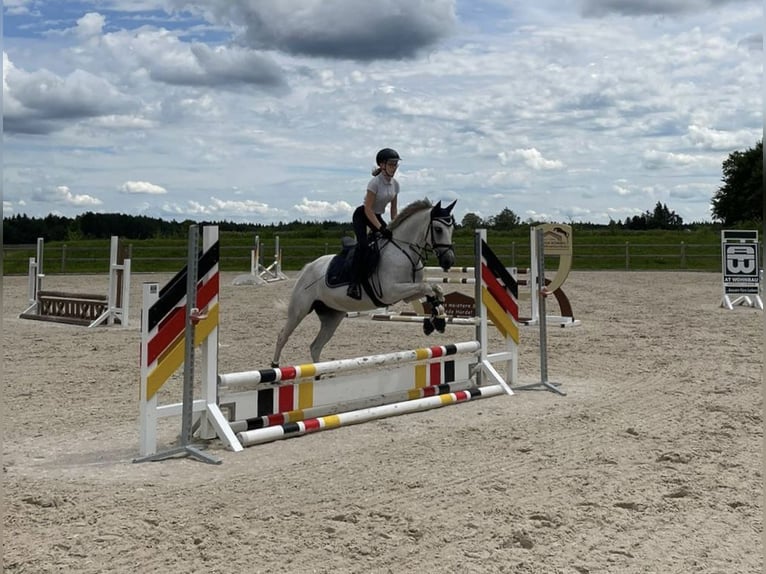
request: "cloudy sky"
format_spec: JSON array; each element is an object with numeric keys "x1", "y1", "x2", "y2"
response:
[{"x1": 3, "y1": 0, "x2": 762, "y2": 225}]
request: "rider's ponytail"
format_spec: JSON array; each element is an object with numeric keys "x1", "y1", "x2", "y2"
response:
[{"x1": 371, "y1": 167, "x2": 382, "y2": 176}]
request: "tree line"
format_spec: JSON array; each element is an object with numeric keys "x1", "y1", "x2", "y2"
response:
[
  {"x1": 460, "y1": 202, "x2": 685, "y2": 231},
  {"x1": 1, "y1": 211, "x2": 352, "y2": 244}
]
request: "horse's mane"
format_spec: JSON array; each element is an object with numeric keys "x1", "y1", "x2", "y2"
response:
[{"x1": 389, "y1": 198, "x2": 433, "y2": 231}]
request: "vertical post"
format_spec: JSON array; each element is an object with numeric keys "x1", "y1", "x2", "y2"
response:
[
  {"x1": 537, "y1": 229, "x2": 550, "y2": 384},
  {"x1": 120, "y1": 257, "x2": 132, "y2": 328},
  {"x1": 36, "y1": 238, "x2": 44, "y2": 298},
  {"x1": 529, "y1": 227, "x2": 540, "y2": 325},
  {"x1": 474, "y1": 230, "x2": 486, "y2": 387},
  {"x1": 22, "y1": 238, "x2": 45, "y2": 314},
  {"x1": 274, "y1": 236, "x2": 280, "y2": 274},
  {"x1": 534, "y1": 228, "x2": 565, "y2": 396},
  {"x1": 511, "y1": 241, "x2": 516, "y2": 269},
  {"x1": 625, "y1": 241, "x2": 630, "y2": 271},
  {"x1": 253, "y1": 235, "x2": 260, "y2": 275},
  {"x1": 180, "y1": 226, "x2": 198, "y2": 447},
  {"x1": 107, "y1": 236, "x2": 119, "y2": 326},
  {"x1": 680, "y1": 241, "x2": 686, "y2": 269},
  {"x1": 138, "y1": 282, "x2": 159, "y2": 455}
]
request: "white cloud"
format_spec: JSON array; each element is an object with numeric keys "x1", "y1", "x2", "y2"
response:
[
  {"x1": 51, "y1": 186, "x2": 103, "y2": 207},
  {"x1": 161, "y1": 197, "x2": 287, "y2": 218},
  {"x1": 120, "y1": 181, "x2": 168, "y2": 195},
  {"x1": 501, "y1": 148, "x2": 565, "y2": 171},
  {"x1": 685, "y1": 124, "x2": 754, "y2": 151},
  {"x1": 3, "y1": 51, "x2": 134, "y2": 134},
  {"x1": 641, "y1": 149, "x2": 715, "y2": 170},
  {"x1": 75, "y1": 12, "x2": 106, "y2": 39},
  {"x1": 293, "y1": 198, "x2": 354, "y2": 219},
  {"x1": 3, "y1": 0, "x2": 34, "y2": 16}
]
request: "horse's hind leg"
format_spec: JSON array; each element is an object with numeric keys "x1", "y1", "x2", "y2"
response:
[{"x1": 310, "y1": 307, "x2": 346, "y2": 363}]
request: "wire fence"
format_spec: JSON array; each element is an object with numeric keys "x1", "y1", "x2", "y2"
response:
[{"x1": 4, "y1": 238, "x2": 763, "y2": 275}]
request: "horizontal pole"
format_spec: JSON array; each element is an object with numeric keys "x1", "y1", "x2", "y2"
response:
[
  {"x1": 236, "y1": 384, "x2": 505, "y2": 446},
  {"x1": 218, "y1": 340, "x2": 481, "y2": 387},
  {"x1": 372, "y1": 314, "x2": 482, "y2": 326},
  {"x1": 425, "y1": 277, "x2": 476, "y2": 284},
  {"x1": 423, "y1": 266, "x2": 475, "y2": 273},
  {"x1": 228, "y1": 380, "x2": 477, "y2": 433}
]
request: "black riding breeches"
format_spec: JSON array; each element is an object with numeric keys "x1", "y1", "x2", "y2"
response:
[{"x1": 351, "y1": 205, "x2": 385, "y2": 282}]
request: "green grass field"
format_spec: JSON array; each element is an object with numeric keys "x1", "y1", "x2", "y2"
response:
[{"x1": 2, "y1": 227, "x2": 757, "y2": 275}]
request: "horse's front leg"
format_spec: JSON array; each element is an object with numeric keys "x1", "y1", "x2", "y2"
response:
[
  {"x1": 387, "y1": 282, "x2": 448, "y2": 335},
  {"x1": 387, "y1": 281, "x2": 444, "y2": 305}
]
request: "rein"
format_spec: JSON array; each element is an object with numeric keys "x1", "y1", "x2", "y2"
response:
[{"x1": 384, "y1": 215, "x2": 455, "y2": 282}]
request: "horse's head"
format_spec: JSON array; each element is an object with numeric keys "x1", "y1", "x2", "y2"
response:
[{"x1": 428, "y1": 199, "x2": 457, "y2": 271}]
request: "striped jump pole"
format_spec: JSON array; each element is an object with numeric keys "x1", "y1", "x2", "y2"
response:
[
  {"x1": 237, "y1": 384, "x2": 505, "y2": 447},
  {"x1": 219, "y1": 340, "x2": 480, "y2": 387},
  {"x1": 217, "y1": 341, "x2": 483, "y2": 442},
  {"x1": 228, "y1": 379, "x2": 477, "y2": 433},
  {"x1": 423, "y1": 266, "x2": 475, "y2": 274},
  {"x1": 424, "y1": 276, "x2": 476, "y2": 284}
]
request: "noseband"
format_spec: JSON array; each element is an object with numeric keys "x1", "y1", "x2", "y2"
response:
[{"x1": 428, "y1": 215, "x2": 455, "y2": 258}]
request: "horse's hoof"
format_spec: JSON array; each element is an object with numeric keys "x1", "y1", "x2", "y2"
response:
[
  {"x1": 433, "y1": 316, "x2": 446, "y2": 333},
  {"x1": 270, "y1": 362, "x2": 279, "y2": 369},
  {"x1": 422, "y1": 318, "x2": 435, "y2": 336}
]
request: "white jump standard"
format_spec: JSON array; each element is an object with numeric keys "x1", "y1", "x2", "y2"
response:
[
  {"x1": 232, "y1": 235, "x2": 288, "y2": 285},
  {"x1": 137, "y1": 225, "x2": 523, "y2": 457},
  {"x1": 20, "y1": 235, "x2": 131, "y2": 327}
]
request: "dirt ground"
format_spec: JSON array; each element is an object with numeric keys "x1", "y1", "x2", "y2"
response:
[{"x1": 2, "y1": 269, "x2": 763, "y2": 573}]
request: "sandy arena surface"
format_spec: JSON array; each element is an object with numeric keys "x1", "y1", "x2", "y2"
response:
[{"x1": 2, "y1": 269, "x2": 763, "y2": 573}]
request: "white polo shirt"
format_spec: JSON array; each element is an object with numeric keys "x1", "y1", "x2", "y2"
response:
[{"x1": 367, "y1": 174, "x2": 400, "y2": 214}]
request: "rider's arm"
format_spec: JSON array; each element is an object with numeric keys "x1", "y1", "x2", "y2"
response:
[{"x1": 389, "y1": 195, "x2": 398, "y2": 221}]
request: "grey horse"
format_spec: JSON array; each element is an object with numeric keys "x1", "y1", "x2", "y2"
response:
[{"x1": 272, "y1": 198, "x2": 457, "y2": 366}]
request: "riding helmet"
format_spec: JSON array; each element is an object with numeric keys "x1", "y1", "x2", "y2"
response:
[{"x1": 376, "y1": 148, "x2": 401, "y2": 164}]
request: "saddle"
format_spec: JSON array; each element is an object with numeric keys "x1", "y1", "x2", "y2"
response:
[{"x1": 325, "y1": 235, "x2": 381, "y2": 288}]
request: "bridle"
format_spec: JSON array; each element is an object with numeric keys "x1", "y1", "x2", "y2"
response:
[
  {"x1": 428, "y1": 215, "x2": 455, "y2": 261},
  {"x1": 383, "y1": 211, "x2": 455, "y2": 282}
]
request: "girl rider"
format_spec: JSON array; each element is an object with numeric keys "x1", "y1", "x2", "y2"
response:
[{"x1": 347, "y1": 148, "x2": 401, "y2": 299}]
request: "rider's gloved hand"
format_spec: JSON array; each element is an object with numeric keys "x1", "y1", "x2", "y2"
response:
[{"x1": 380, "y1": 227, "x2": 393, "y2": 240}]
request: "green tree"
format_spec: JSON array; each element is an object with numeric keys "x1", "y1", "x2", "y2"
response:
[
  {"x1": 711, "y1": 140, "x2": 763, "y2": 225},
  {"x1": 622, "y1": 202, "x2": 683, "y2": 230},
  {"x1": 460, "y1": 212, "x2": 484, "y2": 229},
  {"x1": 648, "y1": 202, "x2": 683, "y2": 229},
  {"x1": 488, "y1": 207, "x2": 520, "y2": 231}
]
